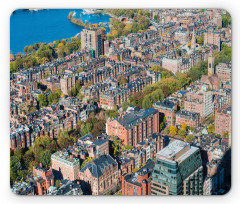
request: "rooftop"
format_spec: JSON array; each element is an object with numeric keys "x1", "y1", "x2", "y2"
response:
[{"x1": 157, "y1": 140, "x2": 188, "y2": 160}]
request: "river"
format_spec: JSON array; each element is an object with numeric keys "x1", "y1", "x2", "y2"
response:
[{"x1": 10, "y1": 9, "x2": 111, "y2": 55}]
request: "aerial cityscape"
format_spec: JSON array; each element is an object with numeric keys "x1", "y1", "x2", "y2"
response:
[{"x1": 10, "y1": 9, "x2": 231, "y2": 195}]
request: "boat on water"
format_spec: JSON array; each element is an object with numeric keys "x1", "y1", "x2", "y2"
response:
[
  {"x1": 82, "y1": 9, "x2": 95, "y2": 15},
  {"x1": 29, "y1": 9, "x2": 44, "y2": 12}
]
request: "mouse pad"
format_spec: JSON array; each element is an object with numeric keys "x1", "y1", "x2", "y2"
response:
[{"x1": 10, "y1": 9, "x2": 231, "y2": 195}]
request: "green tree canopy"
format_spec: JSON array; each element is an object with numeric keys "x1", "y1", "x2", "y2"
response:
[
  {"x1": 39, "y1": 150, "x2": 52, "y2": 169},
  {"x1": 186, "y1": 134, "x2": 196, "y2": 143}
]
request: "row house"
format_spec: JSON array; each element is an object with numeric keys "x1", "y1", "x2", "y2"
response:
[
  {"x1": 176, "y1": 109, "x2": 200, "y2": 128},
  {"x1": 100, "y1": 87, "x2": 129, "y2": 110}
]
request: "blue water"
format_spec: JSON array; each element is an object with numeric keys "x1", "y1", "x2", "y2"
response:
[{"x1": 10, "y1": 9, "x2": 111, "y2": 55}]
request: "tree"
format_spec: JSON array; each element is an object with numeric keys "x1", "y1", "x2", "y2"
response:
[
  {"x1": 14, "y1": 147, "x2": 25, "y2": 160},
  {"x1": 223, "y1": 131, "x2": 229, "y2": 138},
  {"x1": 37, "y1": 93, "x2": 48, "y2": 109},
  {"x1": 207, "y1": 124, "x2": 215, "y2": 135},
  {"x1": 10, "y1": 156, "x2": 21, "y2": 173},
  {"x1": 222, "y1": 12, "x2": 231, "y2": 27},
  {"x1": 178, "y1": 128, "x2": 187, "y2": 138},
  {"x1": 170, "y1": 126, "x2": 177, "y2": 137},
  {"x1": 39, "y1": 150, "x2": 52, "y2": 169},
  {"x1": 189, "y1": 126, "x2": 196, "y2": 132},
  {"x1": 35, "y1": 135, "x2": 52, "y2": 147},
  {"x1": 56, "y1": 88, "x2": 62, "y2": 97},
  {"x1": 112, "y1": 30, "x2": 119, "y2": 37},
  {"x1": 122, "y1": 101, "x2": 128, "y2": 111},
  {"x1": 71, "y1": 87, "x2": 77, "y2": 97},
  {"x1": 81, "y1": 157, "x2": 93, "y2": 169},
  {"x1": 23, "y1": 46, "x2": 29, "y2": 53},
  {"x1": 160, "y1": 117, "x2": 166, "y2": 131},
  {"x1": 48, "y1": 92, "x2": 60, "y2": 105},
  {"x1": 81, "y1": 123, "x2": 93, "y2": 136},
  {"x1": 55, "y1": 180, "x2": 62, "y2": 188},
  {"x1": 181, "y1": 122, "x2": 187, "y2": 130},
  {"x1": 164, "y1": 126, "x2": 170, "y2": 134},
  {"x1": 27, "y1": 45, "x2": 34, "y2": 53},
  {"x1": 197, "y1": 34, "x2": 204, "y2": 44},
  {"x1": 57, "y1": 47, "x2": 65, "y2": 58},
  {"x1": 110, "y1": 136, "x2": 122, "y2": 158},
  {"x1": 122, "y1": 145, "x2": 134, "y2": 151},
  {"x1": 92, "y1": 120, "x2": 106, "y2": 137},
  {"x1": 117, "y1": 76, "x2": 127, "y2": 86},
  {"x1": 46, "y1": 140, "x2": 59, "y2": 153},
  {"x1": 142, "y1": 94, "x2": 153, "y2": 109},
  {"x1": 22, "y1": 151, "x2": 34, "y2": 169},
  {"x1": 186, "y1": 134, "x2": 196, "y2": 143}
]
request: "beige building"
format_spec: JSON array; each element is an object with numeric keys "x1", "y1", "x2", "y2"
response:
[
  {"x1": 60, "y1": 75, "x2": 76, "y2": 95},
  {"x1": 81, "y1": 28, "x2": 103, "y2": 58},
  {"x1": 51, "y1": 150, "x2": 80, "y2": 181}
]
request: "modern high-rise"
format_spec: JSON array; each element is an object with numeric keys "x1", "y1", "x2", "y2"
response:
[
  {"x1": 81, "y1": 28, "x2": 103, "y2": 58},
  {"x1": 151, "y1": 140, "x2": 203, "y2": 195}
]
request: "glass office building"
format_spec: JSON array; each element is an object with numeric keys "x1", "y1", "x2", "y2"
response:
[{"x1": 151, "y1": 140, "x2": 203, "y2": 195}]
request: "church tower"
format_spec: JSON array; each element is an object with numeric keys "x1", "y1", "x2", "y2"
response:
[
  {"x1": 208, "y1": 50, "x2": 215, "y2": 76},
  {"x1": 191, "y1": 29, "x2": 196, "y2": 50}
]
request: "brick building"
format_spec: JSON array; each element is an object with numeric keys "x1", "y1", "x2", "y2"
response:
[
  {"x1": 176, "y1": 110, "x2": 200, "y2": 128},
  {"x1": 106, "y1": 108, "x2": 159, "y2": 146},
  {"x1": 100, "y1": 87, "x2": 129, "y2": 110},
  {"x1": 32, "y1": 166, "x2": 54, "y2": 195},
  {"x1": 79, "y1": 155, "x2": 118, "y2": 195},
  {"x1": 153, "y1": 99, "x2": 178, "y2": 126},
  {"x1": 81, "y1": 28, "x2": 103, "y2": 58},
  {"x1": 60, "y1": 75, "x2": 76, "y2": 95},
  {"x1": 215, "y1": 104, "x2": 231, "y2": 138},
  {"x1": 122, "y1": 161, "x2": 154, "y2": 195},
  {"x1": 184, "y1": 90, "x2": 214, "y2": 118},
  {"x1": 51, "y1": 150, "x2": 80, "y2": 181},
  {"x1": 200, "y1": 75, "x2": 222, "y2": 90},
  {"x1": 204, "y1": 29, "x2": 222, "y2": 51},
  {"x1": 216, "y1": 63, "x2": 232, "y2": 84},
  {"x1": 68, "y1": 134, "x2": 109, "y2": 160}
]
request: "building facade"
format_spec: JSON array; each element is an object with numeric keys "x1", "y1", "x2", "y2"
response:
[
  {"x1": 79, "y1": 155, "x2": 118, "y2": 195},
  {"x1": 106, "y1": 108, "x2": 159, "y2": 146},
  {"x1": 151, "y1": 140, "x2": 203, "y2": 195},
  {"x1": 122, "y1": 161, "x2": 154, "y2": 195},
  {"x1": 81, "y1": 28, "x2": 103, "y2": 58},
  {"x1": 51, "y1": 150, "x2": 80, "y2": 181}
]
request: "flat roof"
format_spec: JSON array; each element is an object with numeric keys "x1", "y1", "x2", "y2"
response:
[{"x1": 157, "y1": 140, "x2": 188, "y2": 160}]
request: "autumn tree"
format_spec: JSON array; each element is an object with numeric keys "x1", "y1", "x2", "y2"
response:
[
  {"x1": 181, "y1": 122, "x2": 187, "y2": 130},
  {"x1": 178, "y1": 128, "x2": 187, "y2": 138},
  {"x1": 223, "y1": 131, "x2": 229, "y2": 138},
  {"x1": 207, "y1": 124, "x2": 215, "y2": 135},
  {"x1": 170, "y1": 126, "x2": 177, "y2": 137},
  {"x1": 164, "y1": 126, "x2": 170, "y2": 134}
]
